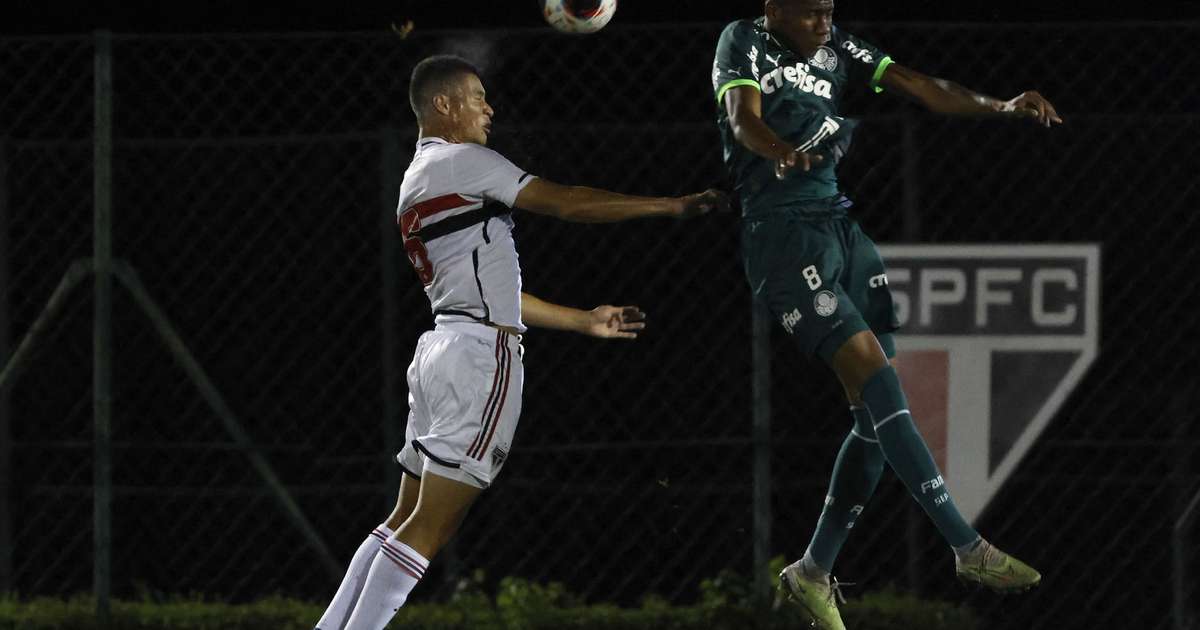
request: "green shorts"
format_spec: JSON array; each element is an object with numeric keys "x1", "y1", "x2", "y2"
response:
[{"x1": 742, "y1": 209, "x2": 900, "y2": 364}]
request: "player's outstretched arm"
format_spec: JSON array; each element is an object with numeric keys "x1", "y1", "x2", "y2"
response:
[
  {"x1": 879, "y1": 62, "x2": 1063, "y2": 127},
  {"x1": 520, "y1": 292, "x2": 646, "y2": 340},
  {"x1": 515, "y1": 178, "x2": 728, "y2": 223},
  {"x1": 724, "y1": 85, "x2": 823, "y2": 178}
]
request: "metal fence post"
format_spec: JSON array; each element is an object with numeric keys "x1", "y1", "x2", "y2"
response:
[
  {"x1": 93, "y1": 30, "x2": 114, "y2": 624},
  {"x1": 752, "y1": 301, "x2": 772, "y2": 607},
  {"x1": 900, "y1": 113, "x2": 925, "y2": 593},
  {"x1": 0, "y1": 138, "x2": 12, "y2": 594},
  {"x1": 1173, "y1": 391, "x2": 1195, "y2": 630},
  {"x1": 1176, "y1": 488, "x2": 1199, "y2": 630},
  {"x1": 380, "y1": 128, "x2": 402, "y2": 493}
]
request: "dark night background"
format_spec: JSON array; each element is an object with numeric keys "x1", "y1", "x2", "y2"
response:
[
  {"x1": 6, "y1": 0, "x2": 1200, "y2": 34},
  {"x1": 3, "y1": 2, "x2": 1199, "y2": 630}
]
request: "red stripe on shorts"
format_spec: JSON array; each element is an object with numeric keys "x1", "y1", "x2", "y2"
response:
[
  {"x1": 474, "y1": 333, "x2": 513, "y2": 460},
  {"x1": 469, "y1": 330, "x2": 506, "y2": 458}
]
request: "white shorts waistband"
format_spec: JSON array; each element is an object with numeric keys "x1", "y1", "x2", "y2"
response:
[{"x1": 434, "y1": 321, "x2": 521, "y2": 342}]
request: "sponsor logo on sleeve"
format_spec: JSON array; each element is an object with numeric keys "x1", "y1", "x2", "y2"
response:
[{"x1": 841, "y1": 40, "x2": 875, "y2": 64}]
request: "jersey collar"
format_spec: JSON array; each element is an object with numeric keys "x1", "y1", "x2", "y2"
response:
[{"x1": 416, "y1": 136, "x2": 449, "y2": 149}]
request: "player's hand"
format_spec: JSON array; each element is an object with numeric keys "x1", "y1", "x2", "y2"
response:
[
  {"x1": 1002, "y1": 91, "x2": 1063, "y2": 127},
  {"x1": 775, "y1": 148, "x2": 823, "y2": 179},
  {"x1": 583, "y1": 305, "x2": 646, "y2": 340},
  {"x1": 676, "y1": 188, "x2": 731, "y2": 219}
]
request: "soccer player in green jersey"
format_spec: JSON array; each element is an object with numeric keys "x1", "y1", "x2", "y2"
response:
[{"x1": 713, "y1": 1, "x2": 1060, "y2": 628}]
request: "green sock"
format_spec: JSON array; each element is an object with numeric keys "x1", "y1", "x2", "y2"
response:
[
  {"x1": 861, "y1": 365, "x2": 978, "y2": 548},
  {"x1": 804, "y1": 406, "x2": 885, "y2": 573}
]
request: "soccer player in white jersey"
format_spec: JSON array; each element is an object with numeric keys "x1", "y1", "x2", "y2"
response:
[{"x1": 313, "y1": 55, "x2": 728, "y2": 630}]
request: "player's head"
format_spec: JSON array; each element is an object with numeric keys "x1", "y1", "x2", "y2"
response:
[
  {"x1": 409, "y1": 55, "x2": 494, "y2": 145},
  {"x1": 764, "y1": 0, "x2": 834, "y2": 56}
]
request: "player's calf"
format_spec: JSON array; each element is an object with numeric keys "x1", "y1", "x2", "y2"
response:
[{"x1": 858, "y1": 363, "x2": 979, "y2": 548}]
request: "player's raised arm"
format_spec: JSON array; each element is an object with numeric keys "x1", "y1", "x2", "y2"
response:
[
  {"x1": 878, "y1": 62, "x2": 1063, "y2": 127},
  {"x1": 724, "y1": 85, "x2": 824, "y2": 177},
  {"x1": 514, "y1": 178, "x2": 728, "y2": 223},
  {"x1": 520, "y1": 292, "x2": 646, "y2": 340}
]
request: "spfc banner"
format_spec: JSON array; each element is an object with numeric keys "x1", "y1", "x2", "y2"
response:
[{"x1": 880, "y1": 244, "x2": 1100, "y2": 523}]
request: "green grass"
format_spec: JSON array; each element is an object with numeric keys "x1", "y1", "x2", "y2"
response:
[{"x1": 0, "y1": 564, "x2": 979, "y2": 630}]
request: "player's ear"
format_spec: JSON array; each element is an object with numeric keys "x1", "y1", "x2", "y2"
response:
[{"x1": 432, "y1": 93, "x2": 452, "y2": 116}]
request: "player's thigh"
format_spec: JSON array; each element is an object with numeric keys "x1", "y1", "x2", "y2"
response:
[
  {"x1": 743, "y1": 217, "x2": 870, "y2": 362},
  {"x1": 411, "y1": 470, "x2": 484, "y2": 530},
  {"x1": 843, "y1": 220, "x2": 900, "y2": 357},
  {"x1": 830, "y1": 329, "x2": 890, "y2": 399},
  {"x1": 396, "y1": 469, "x2": 484, "y2": 558}
]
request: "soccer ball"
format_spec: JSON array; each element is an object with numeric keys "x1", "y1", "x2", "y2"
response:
[{"x1": 540, "y1": 0, "x2": 617, "y2": 34}]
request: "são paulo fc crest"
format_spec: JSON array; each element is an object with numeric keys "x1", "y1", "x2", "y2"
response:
[
  {"x1": 814, "y1": 290, "x2": 838, "y2": 316},
  {"x1": 811, "y1": 46, "x2": 838, "y2": 72},
  {"x1": 881, "y1": 244, "x2": 1100, "y2": 523}
]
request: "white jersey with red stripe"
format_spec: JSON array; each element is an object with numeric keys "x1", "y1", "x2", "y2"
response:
[{"x1": 397, "y1": 136, "x2": 536, "y2": 332}]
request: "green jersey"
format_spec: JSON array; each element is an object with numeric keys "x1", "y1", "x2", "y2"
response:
[{"x1": 712, "y1": 18, "x2": 892, "y2": 217}]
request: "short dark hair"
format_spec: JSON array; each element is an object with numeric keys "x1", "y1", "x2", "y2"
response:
[
  {"x1": 409, "y1": 55, "x2": 481, "y2": 121},
  {"x1": 766, "y1": 0, "x2": 826, "y2": 9}
]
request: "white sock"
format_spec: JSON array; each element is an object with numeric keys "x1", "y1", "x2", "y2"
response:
[
  {"x1": 314, "y1": 524, "x2": 394, "y2": 630},
  {"x1": 343, "y1": 538, "x2": 429, "y2": 630}
]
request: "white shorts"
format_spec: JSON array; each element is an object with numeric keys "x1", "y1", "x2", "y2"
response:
[{"x1": 396, "y1": 323, "x2": 524, "y2": 489}]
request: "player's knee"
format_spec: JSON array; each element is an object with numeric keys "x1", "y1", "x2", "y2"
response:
[
  {"x1": 851, "y1": 408, "x2": 876, "y2": 438},
  {"x1": 395, "y1": 512, "x2": 451, "y2": 556},
  {"x1": 408, "y1": 502, "x2": 470, "y2": 544},
  {"x1": 832, "y1": 331, "x2": 889, "y2": 398}
]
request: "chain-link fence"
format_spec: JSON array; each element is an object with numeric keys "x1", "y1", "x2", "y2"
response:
[{"x1": 1, "y1": 21, "x2": 1197, "y2": 630}]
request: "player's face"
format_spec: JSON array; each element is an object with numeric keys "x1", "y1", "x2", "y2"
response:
[
  {"x1": 451, "y1": 74, "x2": 494, "y2": 146},
  {"x1": 767, "y1": 0, "x2": 834, "y2": 56}
]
